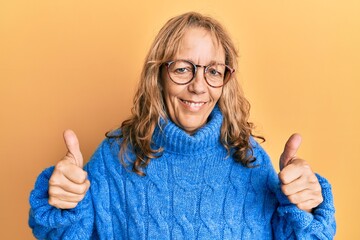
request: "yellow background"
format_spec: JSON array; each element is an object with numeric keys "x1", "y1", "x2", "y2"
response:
[{"x1": 1, "y1": 0, "x2": 359, "y2": 239}]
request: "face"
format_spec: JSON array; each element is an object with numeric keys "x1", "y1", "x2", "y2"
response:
[{"x1": 162, "y1": 27, "x2": 225, "y2": 134}]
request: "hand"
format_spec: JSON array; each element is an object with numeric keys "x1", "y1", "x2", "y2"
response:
[
  {"x1": 278, "y1": 133, "x2": 323, "y2": 212},
  {"x1": 48, "y1": 130, "x2": 90, "y2": 209}
]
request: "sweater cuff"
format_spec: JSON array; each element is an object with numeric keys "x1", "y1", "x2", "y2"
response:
[
  {"x1": 29, "y1": 166, "x2": 91, "y2": 228},
  {"x1": 276, "y1": 173, "x2": 335, "y2": 231}
]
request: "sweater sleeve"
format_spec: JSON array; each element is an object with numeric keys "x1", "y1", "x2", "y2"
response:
[
  {"x1": 256, "y1": 148, "x2": 336, "y2": 239},
  {"x1": 271, "y1": 172, "x2": 336, "y2": 239},
  {"x1": 28, "y1": 166, "x2": 95, "y2": 239},
  {"x1": 250, "y1": 138, "x2": 336, "y2": 239}
]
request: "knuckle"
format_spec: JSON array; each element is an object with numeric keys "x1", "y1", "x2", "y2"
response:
[
  {"x1": 65, "y1": 202, "x2": 78, "y2": 209},
  {"x1": 55, "y1": 160, "x2": 68, "y2": 172},
  {"x1": 79, "y1": 184, "x2": 88, "y2": 194},
  {"x1": 71, "y1": 202, "x2": 79, "y2": 209},
  {"x1": 79, "y1": 172, "x2": 87, "y2": 183},
  {"x1": 84, "y1": 181, "x2": 91, "y2": 192},
  {"x1": 73, "y1": 184, "x2": 86, "y2": 195},
  {"x1": 77, "y1": 194, "x2": 85, "y2": 202},
  {"x1": 300, "y1": 161, "x2": 310, "y2": 169},
  {"x1": 48, "y1": 177, "x2": 59, "y2": 186},
  {"x1": 296, "y1": 202, "x2": 302, "y2": 209},
  {"x1": 48, "y1": 197, "x2": 58, "y2": 208},
  {"x1": 309, "y1": 175, "x2": 318, "y2": 183},
  {"x1": 296, "y1": 202, "x2": 306, "y2": 210},
  {"x1": 288, "y1": 194, "x2": 298, "y2": 204},
  {"x1": 278, "y1": 172, "x2": 288, "y2": 184},
  {"x1": 281, "y1": 185, "x2": 290, "y2": 196},
  {"x1": 48, "y1": 187, "x2": 58, "y2": 197},
  {"x1": 314, "y1": 183, "x2": 322, "y2": 192},
  {"x1": 298, "y1": 202, "x2": 312, "y2": 211}
]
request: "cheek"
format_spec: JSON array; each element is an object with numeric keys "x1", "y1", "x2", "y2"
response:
[
  {"x1": 210, "y1": 88, "x2": 223, "y2": 102},
  {"x1": 163, "y1": 81, "x2": 186, "y2": 101},
  {"x1": 162, "y1": 83, "x2": 179, "y2": 113},
  {"x1": 162, "y1": 70, "x2": 175, "y2": 96}
]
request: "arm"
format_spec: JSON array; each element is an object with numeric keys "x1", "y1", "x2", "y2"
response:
[
  {"x1": 271, "y1": 172, "x2": 336, "y2": 239},
  {"x1": 29, "y1": 166, "x2": 95, "y2": 239},
  {"x1": 252, "y1": 135, "x2": 336, "y2": 239},
  {"x1": 28, "y1": 130, "x2": 94, "y2": 239}
]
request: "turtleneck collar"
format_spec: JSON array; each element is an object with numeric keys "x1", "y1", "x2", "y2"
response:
[{"x1": 152, "y1": 105, "x2": 224, "y2": 155}]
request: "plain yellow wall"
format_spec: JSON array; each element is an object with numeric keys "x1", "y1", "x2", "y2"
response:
[{"x1": 1, "y1": 0, "x2": 359, "y2": 239}]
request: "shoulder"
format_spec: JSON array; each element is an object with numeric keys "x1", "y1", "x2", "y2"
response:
[
  {"x1": 249, "y1": 137, "x2": 272, "y2": 167},
  {"x1": 85, "y1": 136, "x2": 123, "y2": 176},
  {"x1": 95, "y1": 137, "x2": 121, "y2": 160},
  {"x1": 248, "y1": 137, "x2": 281, "y2": 190}
]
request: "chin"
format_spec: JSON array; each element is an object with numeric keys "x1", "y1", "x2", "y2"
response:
[{"x1": 180, "y1": 122, "x2": 205, "y2": 134}]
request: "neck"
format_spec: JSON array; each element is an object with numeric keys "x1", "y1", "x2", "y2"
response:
[{"x1": 152, "y1": 106, "x2": 223, "y2": 155}]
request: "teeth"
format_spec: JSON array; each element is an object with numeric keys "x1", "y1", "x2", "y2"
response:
[{"x1": 183, "y1": 100, "x2": 205, "y2": 107}]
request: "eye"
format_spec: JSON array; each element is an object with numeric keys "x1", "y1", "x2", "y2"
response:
[
  {"x1": 169, "y1": 60, "x2": 193, "y2": 75},
  {"x1": 207, "y1": 67, "x2": 222, "y2": 77},
  {"x1": 174, "y1": 67, "x2": 191, "y2": 74}
]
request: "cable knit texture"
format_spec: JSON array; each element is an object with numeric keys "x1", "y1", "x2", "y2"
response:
[{"x1": 29, "y1": 107, "x2": 336, "y2": 239}]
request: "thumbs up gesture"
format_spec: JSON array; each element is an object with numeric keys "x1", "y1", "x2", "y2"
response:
[
  {"x1": 278, "y1": 134, "x2": 323, "y2": 212},
  {"x1": 48, "y1": 130, "x2": 90, "y2": 209}
]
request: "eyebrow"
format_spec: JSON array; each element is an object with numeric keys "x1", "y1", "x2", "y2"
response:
[{"x1": 176, "y1": 58, "x2": 225, "y2": 65}]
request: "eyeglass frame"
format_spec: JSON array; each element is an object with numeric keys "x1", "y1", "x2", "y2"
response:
[{"x1": 163, "y1": 59, "x2": 235, "y2": 88}]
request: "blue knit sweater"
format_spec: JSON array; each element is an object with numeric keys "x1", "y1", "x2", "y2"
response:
[{"x1": 29, "y1": 107, "x2": 336, "y2": 239}]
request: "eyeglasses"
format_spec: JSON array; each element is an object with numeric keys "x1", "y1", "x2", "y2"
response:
[{"x1": 164, "y1": 60, "x2": 235, "y2": 88}]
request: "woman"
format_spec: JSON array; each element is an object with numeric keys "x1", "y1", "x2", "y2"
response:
[{"x1": 29, "y1": 12, "x2": 336, "y2": 239}]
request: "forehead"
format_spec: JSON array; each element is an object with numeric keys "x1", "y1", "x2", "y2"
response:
[{"x1": 174, "y1": 27, "x2": 225, "y2": 64}]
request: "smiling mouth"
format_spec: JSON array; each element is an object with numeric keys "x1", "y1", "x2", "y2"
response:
[{"x1": 181, "y1": 99, "x2": 206, "y2": 107}]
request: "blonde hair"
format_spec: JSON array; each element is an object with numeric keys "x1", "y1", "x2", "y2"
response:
[{"x1": 107, "y1": 12, "x2": 264, "y2": 176}]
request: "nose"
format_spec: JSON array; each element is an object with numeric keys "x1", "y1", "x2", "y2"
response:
[{"x1": 188, "y1": 66, "x2": 207, "y2": 94}]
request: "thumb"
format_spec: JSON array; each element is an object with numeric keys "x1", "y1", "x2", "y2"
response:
[
  {"x1": 279, "y1": 133, "x2": 302, "y2": 170},
  {"x1": 63, "y1": 129, "x2": 83, "y2": 168}
]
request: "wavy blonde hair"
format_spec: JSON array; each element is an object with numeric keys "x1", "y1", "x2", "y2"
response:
[{"x1": 107, "y1": 12, "x2": 264, "y2": 176}]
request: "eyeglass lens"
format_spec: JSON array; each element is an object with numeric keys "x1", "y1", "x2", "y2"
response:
[{"x1": 167, "y1": 60, "x2": 230, "y2": 87}]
